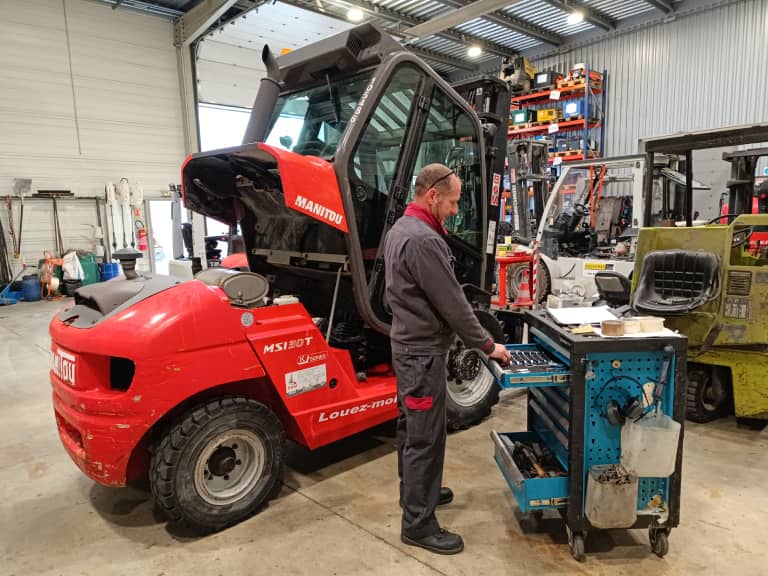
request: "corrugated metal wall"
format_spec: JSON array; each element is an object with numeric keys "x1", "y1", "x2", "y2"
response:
[
  {"x1": 0, "y1": 0, "x2": 185, "y2": 196},
  {"x1": 0, "y1": 0, "x2": 185, "y2": 266},
  {"x1": 533, "y1": 0, "x2": 768, "y2": 157}
]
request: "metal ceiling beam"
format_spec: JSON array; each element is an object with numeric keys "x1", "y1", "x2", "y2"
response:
[
  {"x1": 539, "y1": 0, "x2": 615, "y2": 31},
  {"x1": 175, "y1": 0, "x2": 240, "y2": 46},
  {"x1": 439, "y1": 0, "x2": 563, "y2": 46},
  {"x1": 407, "y1": 46, "x2": 478, "y2": 71},
  {"x1": 643, "y1": 0, "x2": 675, "y2": 13},
  {"x1": 402, "y1": 0, "x2": 523, "y2": 38},
  {"x1": 279, "y1": 0, "x2": 518, "y2": 58}
]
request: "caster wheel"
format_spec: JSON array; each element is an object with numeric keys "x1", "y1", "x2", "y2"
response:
[
  {"x1": 649, "y1": 528, "x2": 669, "y2": 558},
  {"x1": 568, "y1": 531, "x2": 586, "y2": 562}
]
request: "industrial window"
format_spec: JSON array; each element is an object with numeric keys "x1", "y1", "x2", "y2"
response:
[
  {"x1": 411, "y1": 87, "x2": 483, "y2": 250},
  {"x1": 350, "y1": 64, "x2": 425, "y2": 250}
]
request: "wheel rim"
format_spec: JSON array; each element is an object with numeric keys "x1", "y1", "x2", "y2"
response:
[
  {"x1": 446, "y1": 342, "x2": 494, "y2": 407},
  {"x1": 194, "y1": 429, "x2": 266, "y2": 506}
]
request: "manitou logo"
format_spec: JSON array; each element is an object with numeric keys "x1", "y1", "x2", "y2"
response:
[
  {"x1": 53, "y1": 348, "x2": 76, "y2": 386},
  {"x1": 294, "y1": 195, "x2": 344, "y2": 226},
  {"x1": 318, "y1": 396, "x2": 397, "y2": 422},
  {"x1": 263, "y1": 336, "x2": 313, "y2": 354}
]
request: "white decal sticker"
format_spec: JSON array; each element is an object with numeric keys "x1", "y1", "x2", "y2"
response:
[
  {"x1": 318, "y1": 396, "x2": 397, "y2": 422},
  {"x1": 241, "y1": 312, "x2": 254, "y2": 327},
  {"x1": 486, "y1": 220, "x2": 497, "y2": 255},
  {"x1": 286, "y1": 364, "x2": 327, "y2": 397},
  {"x1": 53, "y1": 348, "x2": 76, "y2": 386},
  {"x1": 294, "y1": 195, "x2": 343, "y2": 226},
  {"x1": 490, "y1": 172, "x2": 501, "y2": 207},
  {"x1": 263, "y1": 337, "x2": 313, "y2": 354},
  {"x1": 297, "y1": 351, "x2": 328, "y2": 366}
]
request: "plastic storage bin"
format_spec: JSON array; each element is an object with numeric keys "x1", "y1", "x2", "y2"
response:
[
  {"x1": 585, "y1": 464, "x2": 638, "y2": 529},
  {"x1": 621, "y1": 413, "x2": 681, "y2": 477},
  {"x1": 22, "y1": 275, "x2": 41, "y2": 301}
]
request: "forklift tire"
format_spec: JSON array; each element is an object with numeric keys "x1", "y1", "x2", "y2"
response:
[
  {"x1": 150, "y1": 397, "x2": 285, "y2": 532},
  {"x1": 686, "y1": 364, "x2": 729, "y2": 423},
  {"x1": 446, "y1": 310, "x2": 503, "y2": 430},
  {"x1": 506, "y1": 261, "x2": 550, "y2": 304}
]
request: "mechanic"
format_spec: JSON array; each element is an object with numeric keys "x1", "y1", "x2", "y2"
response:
[{"x1": 383, "y1": 163, "x2": 511, "y2": 555}]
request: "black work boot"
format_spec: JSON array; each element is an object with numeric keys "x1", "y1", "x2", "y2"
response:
[
  {"x1": 401, "y1": 529, "x2": 464, "y2": 555},
  {"x1": 438, "y1": 487, "x2": 453, "y2": 506}
]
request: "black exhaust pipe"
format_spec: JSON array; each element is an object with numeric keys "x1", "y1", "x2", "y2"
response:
[{"x1": 242, "y1": 45, "x2": 281, "y2": 145}]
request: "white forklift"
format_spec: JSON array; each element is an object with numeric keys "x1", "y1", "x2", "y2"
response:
[{"x1": 504, "y1": 154, "x2": 710, "y2": 304}]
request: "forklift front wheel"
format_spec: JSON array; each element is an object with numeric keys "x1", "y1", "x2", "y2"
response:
[
  {"x1": 686, "y1": 364, "x2": 729, "y2": 423},
  {"x1": 150, "y1": 397, "x2": 285, "y2": 532},
  {"x1": 446, "y1": 310, "x2": 503, "y2": 430}
]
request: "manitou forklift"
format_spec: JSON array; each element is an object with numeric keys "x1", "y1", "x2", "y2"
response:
[{"x1": 49, "y1": 24, "x2": 511, "y2": 531}]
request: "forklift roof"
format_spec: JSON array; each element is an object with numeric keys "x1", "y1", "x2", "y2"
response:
[{"x1": 275, "y1": 23, "x2": 402, "y2": 90}]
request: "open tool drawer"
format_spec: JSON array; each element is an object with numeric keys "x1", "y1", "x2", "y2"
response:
[
  {"x1": 491, "y1": 430, "x2": 569, "y2": 512},
  {"x1": 494, "y1": 343, "x2": 570, "y2": 389}
]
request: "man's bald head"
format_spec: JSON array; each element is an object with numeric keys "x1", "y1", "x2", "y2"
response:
[{"x1": 414, "y1": 164, "x2": 458, "y2": 198}]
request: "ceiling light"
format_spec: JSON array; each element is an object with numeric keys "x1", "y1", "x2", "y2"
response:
[
  {"x1": 467, "y1": 45, "x2": 482, "y2": 58},
  {"x1": 567, "y1": 10, "x2": 584, "y2": 24},
  {"x1": 347, "y1": 8, "x2": 364, "y2": 22}
]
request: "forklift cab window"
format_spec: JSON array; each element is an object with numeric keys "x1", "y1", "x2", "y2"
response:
[
  {"x1": 350, "y1": 64, "x2": 425, "y2": 250},
  {"x1": 265, "y1": 70, "x2": 374, "y2": 158},
  {"x1": 410, "y1": 86, "x2": 483, "y2": 251}
]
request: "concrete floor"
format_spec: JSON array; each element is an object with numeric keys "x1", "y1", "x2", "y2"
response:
[{"x1": 2, "y1": 299, "x2": 767, "y2": 576}]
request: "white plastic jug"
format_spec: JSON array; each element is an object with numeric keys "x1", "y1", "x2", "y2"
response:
[{"x1": 620, "y1": 413, "x2": 681, "y2": 478}]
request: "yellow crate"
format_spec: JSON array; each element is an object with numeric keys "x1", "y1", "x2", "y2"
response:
[{"x1": 536, "y1": 108, "x2": 560, "y2": 122}]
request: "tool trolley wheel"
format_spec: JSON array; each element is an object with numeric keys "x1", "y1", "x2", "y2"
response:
[
  {"x1": 150, "y1": 396, "x2": 285, "y2": 532},
  {"x1": 566, "y1": 526, "x2": 586, "y2": 562},
  {"x1": 649, "y1": 525, "x2": 670, "y2": 558}
]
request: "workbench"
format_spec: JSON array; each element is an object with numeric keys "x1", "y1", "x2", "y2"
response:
[{"x1": 491, "y1": 309, "x2": 687, "y2": 561}]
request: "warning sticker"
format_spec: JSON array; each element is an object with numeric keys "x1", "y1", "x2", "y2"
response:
[
  {"x1": 582, "y1": 261, "x2": 614, "y2": 277},
  {"x1": 724, "y1": 297, "x2": 750, "y2": 320},
  {"x1": 490, "y1": 172, "x2": 501, "y2": 207},
  {"x1": 285, "y1": 364, "x2": 327, "y2": 397}
]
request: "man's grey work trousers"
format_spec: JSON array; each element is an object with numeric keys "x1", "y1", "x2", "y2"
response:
[{"x1": 394, "y1": 352, "x2": 448, "y2": 538}]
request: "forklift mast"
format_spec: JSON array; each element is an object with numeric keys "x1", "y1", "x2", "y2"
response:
[{"x1": 182, "y1": 24, "x2": 501, "y2": 337}]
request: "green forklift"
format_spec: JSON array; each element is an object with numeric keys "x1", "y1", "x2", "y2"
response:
[{"x1": 631, "y1": 124, "x2": 768, "y2": 423}]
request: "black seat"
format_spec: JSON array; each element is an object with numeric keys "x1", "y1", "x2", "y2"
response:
[
  {"x1": 633, "y1": 250, "x2": 720, "y2": 316},
  {"x1": 594, "y1": 271, "x2": 631, "y2": 307}
]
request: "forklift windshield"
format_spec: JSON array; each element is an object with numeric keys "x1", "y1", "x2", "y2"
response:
[{"x1": 264, "y1": 71, "x2": 374, "y2": 159}]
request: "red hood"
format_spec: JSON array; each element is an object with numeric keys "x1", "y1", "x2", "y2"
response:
[
  {"x1": 258, "y1": 143, "x2": 348, "y2": 233},
  {"x1": 181, "y1": 142, "x2": 348, "y2": 234}
]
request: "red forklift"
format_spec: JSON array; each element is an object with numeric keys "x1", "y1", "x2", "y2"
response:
[{"x1": 49, "y1": 24, "x2": 511, "y2": 531}]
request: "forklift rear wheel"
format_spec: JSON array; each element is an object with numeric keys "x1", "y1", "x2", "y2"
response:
[
  {"x1": 150, "y1": 397, "x2": 285, "y2": 532},
  {"x1": 686, "y1": 364, "x2": 729, "y2": 423},
  {"x1": 446, "y1": 310, "x2": 503, "y2": 430},
  {"x1": 506, "y1": 261, "x2": 550, "y2": 304}
]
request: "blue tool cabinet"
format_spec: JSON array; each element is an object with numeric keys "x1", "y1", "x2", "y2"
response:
[{"x1": 491, "y1": 310, "x2": 687, "y2": 561}]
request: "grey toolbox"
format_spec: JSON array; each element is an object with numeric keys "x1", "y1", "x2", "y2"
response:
[{"x1": 489, "y1": 309, "x2": 687, "y2": 561}]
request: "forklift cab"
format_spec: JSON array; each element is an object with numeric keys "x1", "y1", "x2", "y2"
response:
[{"x1": 182, "y1": 23, "x2": 498, "y2": 337}]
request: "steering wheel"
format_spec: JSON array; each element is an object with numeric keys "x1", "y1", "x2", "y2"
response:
[
  {"x1": 732, "y1": 225, "x2": 754, "y2": 248},
  {"x1": 705, "y1": 213, "x2": 740, "y2": 225},
  {"x1": 573, "y1": 203, "x2": 590, "y2": 216}
]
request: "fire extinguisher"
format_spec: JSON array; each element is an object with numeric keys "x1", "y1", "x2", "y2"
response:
[{"x1": 135, "y1": 220, "x2": 148, "y2": 251}]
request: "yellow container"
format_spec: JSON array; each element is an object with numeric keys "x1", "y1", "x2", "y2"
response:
[{"x1": 536, "y1": 108, "x2": 559, "y2": 122}]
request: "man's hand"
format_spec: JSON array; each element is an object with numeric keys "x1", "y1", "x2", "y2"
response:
[{"x1": 489, "y1": 342, "x2": 511, "y2": 366}]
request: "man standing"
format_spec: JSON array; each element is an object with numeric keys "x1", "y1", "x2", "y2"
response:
[{"x1": 384, "y1": 163, "x2": 510, "y2": 555}]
